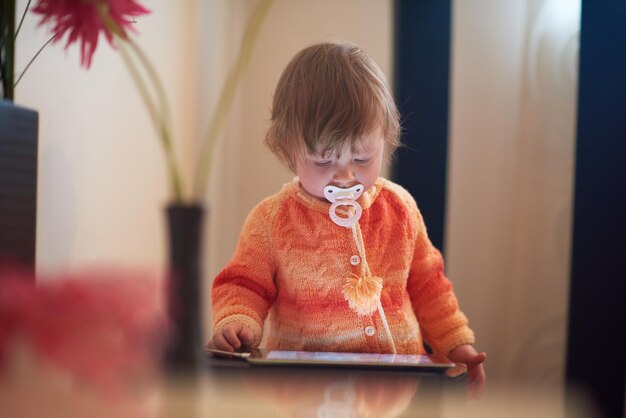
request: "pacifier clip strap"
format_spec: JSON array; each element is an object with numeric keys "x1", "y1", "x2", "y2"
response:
[{"x1": 350, "y1": 223, "x2": 397, "y2": 354}]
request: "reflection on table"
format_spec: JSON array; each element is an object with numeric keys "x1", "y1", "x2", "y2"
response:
[{"x1": 0, "y1": 347, "x2": 600, "y2": 418}]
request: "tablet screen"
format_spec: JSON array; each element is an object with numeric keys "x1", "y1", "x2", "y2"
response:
[{"x1": 250, "y1": 349, "x2": 455, "y2": 370}]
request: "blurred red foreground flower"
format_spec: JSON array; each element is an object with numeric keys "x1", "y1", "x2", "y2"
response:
[
  {"x1": 0, "y1": 267, "x2": 167, "y2": 395},
  {"x1": 32, "y1": 0, "x2": 150, "y2": 67}
]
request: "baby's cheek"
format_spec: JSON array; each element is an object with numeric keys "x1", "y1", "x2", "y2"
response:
[{"x1": 302, "y1": 180, "x2": 327, "y2": 200}]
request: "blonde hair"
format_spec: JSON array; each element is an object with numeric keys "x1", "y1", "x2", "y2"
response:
[{"x1": 265, "y1": 42, "x2": 400, "y2": 172}]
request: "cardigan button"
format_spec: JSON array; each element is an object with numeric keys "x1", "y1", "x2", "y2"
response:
[
  {"x1": 350, "y1": 255, "x2": 360, "y2": 265},
  {"x1": 364, "y1": 326, "x2": 376, "y2": 336}
]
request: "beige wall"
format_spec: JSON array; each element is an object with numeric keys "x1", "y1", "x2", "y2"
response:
[{"x1": 15, "y1": 0, "x2": 203, "y2": 274}]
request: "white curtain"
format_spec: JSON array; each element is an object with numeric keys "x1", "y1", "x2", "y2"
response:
[{"x1": 447, "y1": 0, "x2": 580, "y2": 390}]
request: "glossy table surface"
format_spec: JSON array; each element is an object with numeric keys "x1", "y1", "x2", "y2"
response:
[{"x1": 1, "y1": 351, "x2": 599, "y2": 418}]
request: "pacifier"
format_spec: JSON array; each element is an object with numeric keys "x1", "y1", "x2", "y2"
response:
[{"x1": 323, "y1": 184, "x2": 364, "y2": 228}]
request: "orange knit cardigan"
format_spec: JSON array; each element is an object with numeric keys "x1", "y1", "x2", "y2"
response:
[{"x1": 212, "y1": 177, "x2": 474, "y2": 356}]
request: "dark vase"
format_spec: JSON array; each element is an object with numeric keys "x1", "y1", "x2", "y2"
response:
[
  {"x1": 0, "y1": 100, "x2": 38, "y2": 272},
  {"x1": 164, "y1": 203, "x2": 205, "y2": 374},
  {"x1": 1, "y1": 2, "x2": 38, "y2": 275}
]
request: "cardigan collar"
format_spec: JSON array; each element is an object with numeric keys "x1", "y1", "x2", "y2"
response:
[{"x1": 286, "y1": 176, "x2": 383, "y2": 214}]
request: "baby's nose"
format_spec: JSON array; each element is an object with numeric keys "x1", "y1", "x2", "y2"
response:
[{"x1": 332, "y1": 167, "x2": 356, "y2": 185}]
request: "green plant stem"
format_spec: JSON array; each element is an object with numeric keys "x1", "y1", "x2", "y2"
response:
[
  {"x1": 14, "y1": 34, "x2": 55, "y2": 87},
  {"x1": 116, "y1": 35, "x2": 184, "y2": 202},
  {"x1": 192, "y1": 0, "x2": 274, "y2": 200},
  {"x1": 14, "y1": 0, "x2": 31, "y2": 40},
  {"x1": 127, "y1": 37, "x2": 173, "y2": 141}
]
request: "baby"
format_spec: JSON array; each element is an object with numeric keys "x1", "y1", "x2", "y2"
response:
[{"x1": 209, "y1": 42, "x2": 486, "y2": 397}]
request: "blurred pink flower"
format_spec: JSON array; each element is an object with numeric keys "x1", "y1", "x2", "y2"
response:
[
  {"x1": 32, "y1": 0, "x2": 150, "y2": 67},
  {"x1": 0, "y1": 267, "x2": 167, "y2": 396}
]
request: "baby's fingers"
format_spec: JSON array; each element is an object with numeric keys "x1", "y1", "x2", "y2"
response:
[
  {"x1": 239, "y1": 326, "x2": 254, "y2": 347},
  {"x1": 212, "y1": 332, "x2": 236, "y2": 352},
  {"x1": 467, "y1": 352, "x2": 487, "y2": 368},
  {"x1": 224, "y1": 326, "x2": 244, "y2": 350}
]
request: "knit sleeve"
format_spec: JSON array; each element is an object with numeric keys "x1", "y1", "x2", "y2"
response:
[
  {"x1": 211, "y1": 200, "x2": 277, "y2": 348},
  {"x1": 405, "y1": 203, "x2": 475, "y2": 357}
]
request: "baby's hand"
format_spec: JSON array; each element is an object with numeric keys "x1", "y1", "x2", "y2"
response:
[
  {"x1": 207, "y1": 323, "x2": 254, "y2": 353},
  {"x1": 448, "y1": 344, "x2": 487, "y2": 400}
]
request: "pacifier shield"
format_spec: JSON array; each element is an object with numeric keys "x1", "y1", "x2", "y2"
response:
[{"x1": 323, "y1": 184, "x2": 364, "y2": 203}]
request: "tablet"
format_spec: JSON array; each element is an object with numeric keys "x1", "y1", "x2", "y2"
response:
[{"x1": 207, "y1": 348, "x2": 457, "y2": 372}]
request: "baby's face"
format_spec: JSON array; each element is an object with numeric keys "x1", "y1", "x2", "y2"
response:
[{"x1": 295, "y1": 128, "x2": 385, "y2": 201}]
